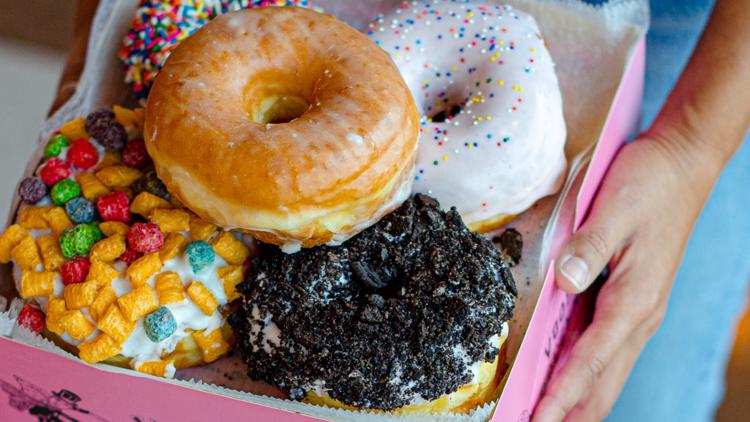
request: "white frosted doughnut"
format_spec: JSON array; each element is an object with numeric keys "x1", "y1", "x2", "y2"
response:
[{"x1": 369, "y1": 0, "x2": 567, "y2": 229}]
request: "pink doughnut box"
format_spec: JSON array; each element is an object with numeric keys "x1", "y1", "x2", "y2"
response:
[{"x1": 0, "y1": 21, "x2": 646, "y2": 422}]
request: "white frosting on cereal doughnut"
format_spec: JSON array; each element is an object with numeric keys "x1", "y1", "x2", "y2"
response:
[{"x1": 369, "y1": 0, "x2": 567, "y2": 226}]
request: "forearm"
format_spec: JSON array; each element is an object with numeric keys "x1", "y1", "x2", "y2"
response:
[
  {"x1": 61, "y1": 0, "x2": 99, "y2": 83},
  {"x1": 50, "y1": 0, "x2": 99, "y2": 114},
  {"x1": 649, "y1": 0, "x2": 750, "y2": 168}
]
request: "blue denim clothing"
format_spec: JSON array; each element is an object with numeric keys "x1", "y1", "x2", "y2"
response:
[{"x1": 584, "y1": 1, "x2": 750, "y2": 421}]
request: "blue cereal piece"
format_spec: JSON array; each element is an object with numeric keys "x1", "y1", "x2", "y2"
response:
[
  {"x1": 143, "y1": 306, "x2": 177, "y2": 342},
  {"x1": 65, "y1": 197, "x2": 97, "y2": 224},
  {"x1": 186, "y1": 241, "x2": 215, "y2": 273}
]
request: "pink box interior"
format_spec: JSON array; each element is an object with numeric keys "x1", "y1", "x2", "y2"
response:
[{"x1": 0, "y1": 36, "x2": 645, "y2": 422}]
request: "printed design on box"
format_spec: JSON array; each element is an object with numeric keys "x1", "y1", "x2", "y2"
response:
[{"x1": 0, "y1": 375, "x2": 109, "y2": 422}]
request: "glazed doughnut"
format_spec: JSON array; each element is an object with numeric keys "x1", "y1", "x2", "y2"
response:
[
  {"x1": 6, "y1": 107, "x2": 243, "y2": 377},
  {"x1": 230, "y1": 194, "x2": 517, "y2": 413},
  {"x1": 369, "y1": 0, "x2": 567, "y2": 231},
  {"x1": 145, "y1": 7, "x2": 420, "y2": 251}
]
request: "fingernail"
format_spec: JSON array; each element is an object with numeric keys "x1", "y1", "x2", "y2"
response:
[{"x1": 560, "y1": 255, "x2": 589, "y2": 291}]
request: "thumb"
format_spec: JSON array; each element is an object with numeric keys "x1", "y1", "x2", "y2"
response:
[{"x1": 557, "y1": 198, "x2": 633, "y2": 294}]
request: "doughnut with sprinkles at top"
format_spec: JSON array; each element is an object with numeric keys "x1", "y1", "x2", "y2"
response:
[
  {"x1": 118, "y1": 0, "x2": 315, "y2": 100},
  {"x1": 369, "y1": 0, "x2": 567, "y2": 232}
]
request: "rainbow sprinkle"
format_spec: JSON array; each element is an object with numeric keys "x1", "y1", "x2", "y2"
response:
[{"x1": 118, "y1": 0, "x2": 313, "y2": 99}]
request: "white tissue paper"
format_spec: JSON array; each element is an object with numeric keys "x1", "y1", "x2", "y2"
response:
[{"x1": 2, "y1": 0, "x2": 648, "y2": 421}]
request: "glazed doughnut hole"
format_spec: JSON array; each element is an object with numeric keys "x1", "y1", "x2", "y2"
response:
[
  {"x1": 243, "y1": 70, "x2": 314, "y2": 125},
  {"x1": 253, "y1": 94, "x2": 310, "y2": 124}
]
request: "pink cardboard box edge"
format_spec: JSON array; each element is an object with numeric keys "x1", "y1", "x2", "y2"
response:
[{"x1": 491, "y1": 36, "x2": 646, "y2": 422}]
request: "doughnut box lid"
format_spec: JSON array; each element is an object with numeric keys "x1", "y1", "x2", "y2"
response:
[{"x1": 0, "y1": 0, "x2": 648, "y2": 421}]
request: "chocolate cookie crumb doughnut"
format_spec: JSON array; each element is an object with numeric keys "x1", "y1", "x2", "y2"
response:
[{"x1": 230, "y1": 194, "x2": 516, "y2": 412}]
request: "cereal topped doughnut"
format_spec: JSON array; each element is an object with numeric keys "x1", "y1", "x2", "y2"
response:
[
  {"x1": 369, "y1": 0, "x2": 567, "y2": 231},
  {"x1": 5, "y1": 107, "x2": 247, "y2": 377}
]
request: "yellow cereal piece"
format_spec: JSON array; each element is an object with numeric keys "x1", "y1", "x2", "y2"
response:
[
  {"x1": 96, "y1": 303, "x2": 136, "y2": 343},
  {"x1": 37, "y1": 235, "x2": 65, "y2": 271},
  {"x1": 117, "y1": 284, "x2": 158, "y2": 322},
  {"x1": 63, "y1": 281, "x2": 99, "y2": 310},
  {"x1": 95, "y1": 151, "x2": 122, "y2": 171},
  {"x1": 60, "y1": 310, "x2": 95, "y2": 340},
  {"x1": 126, "y1": 252, "x2": 162, "y2": 288},
  {"x1": 58, "y1": 117, "x2": 87, "y2": 140},
  {"x1": 113, "y1": 105, "x2": 135, "y2": 126},
  {"x1": 11, "y1": 236, "x2": 42, "y2": 271},
  {"x1": 133, "y1": 108, "x2": 145, "y2": 129},
  {"x1": 18, "y1": 206, "x2": 53, "y2": 229},
  {"x1": 20, "y1": 271, "x2": 54, "y2": 298},
  {"x1": 149, "y1": 208, "x2": 190, "y2": 233},
  {"x1": 76, "y1": 172, "x2": 110, "y2": 201},
  {"x1": 99, "y1": 221, "x2": 129, "y2": 237},
  {"x1": 114, "y1": 105, "x2": 145, "y2": 130},
  {"x1": 86, "y1": 260, "x2": 119, "y2": 287},
  {"x1": 186, "y1": 281, "x2": 218, "y2": 316},
  {"x1": 89, "y1": 285, "x2": 117, "y2": 321},
  {"x1": 95, "y1": 165, "x2": 142, "y2": 188},
  {"x1": 211, "y1": 231, "x2": 249, "y2": 265},
  {"x1": 217, "y1": 265, "x2": 243, "y2": 302},
  {"x1": 159, "y1": 233, "x2": 187, "y2": 263},
  {"x1": 78, "y1": 333, "x2": 121, "y2": 364},
  {"x1": 189, "y1": 215, "x2": 216, "y2": 241},
  {"x1": 45, "y1": 297, "x2": 67, "y2": 335},
  {"x1": 89, "y1": 234, "x2": 126, "y2": 262},
  {"x1": 154, "y1": 271, "x2": 185, "y2": 305},
  {"x1": 134, "y1": 359, "x2": 174, "y2": 378},
  {"x1": 130, "y1": 192, "x2": 171, "y2": 216},
  {"x1": 0, "y1": 224, "x2": 30, "y2": 263},
  {"x1": 42, "y1": 207, "x2": 73, "y2": 236},
  {"x1": 192, "y1": 328, "x2": 230, "y2": 363}
]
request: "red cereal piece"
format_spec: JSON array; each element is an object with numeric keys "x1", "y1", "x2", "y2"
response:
[
  {"x1": 122, "y1": 140, "x2": 151, "y2": 169},
  {"x1": 67, "y1": 138, "x2": 100, "y2": 170},
  {"x1": 96, "y1": 191, "x2": 130, "y2": 223},
  {"x1": 18, "y1": 304, "x2": 45, "y2": 334},
  {"x1": 120, "y1": 247, "x2": 143, "y2": 266},
  {"x1": 127, "y1": 223, "x2": 164, "y2": 253},
  {"x1": 61, "y1": 256, "x2": 91, "y2": 285},
  {"x1": 39, "y1": 158, "x2": 72, "y2": 187}
]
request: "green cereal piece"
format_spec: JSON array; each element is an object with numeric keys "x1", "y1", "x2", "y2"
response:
[
  {"x1": 44, "y1": 134, "x2": 70, "y2": 158},
  {"x1": 50, "y1": 179, "x2": 81, "y2": 205},
  {"x1": 59, "y1": 223, "x2": 101, "y2": 258}
]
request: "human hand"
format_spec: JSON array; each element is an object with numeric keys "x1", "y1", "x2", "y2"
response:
[{"x1": 532, "y1": 130, "x2": 726, "y2": 422}]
